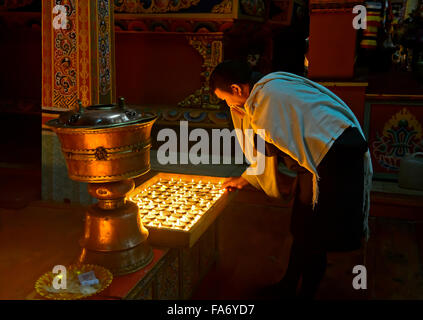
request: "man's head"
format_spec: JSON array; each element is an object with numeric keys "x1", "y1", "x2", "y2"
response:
[{"x1": 210, "y1": 60, "x2": 253, "y2": 110}]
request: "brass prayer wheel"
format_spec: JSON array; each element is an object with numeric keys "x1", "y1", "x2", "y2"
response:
[{"x1": 45, "y1": 98, "x2": 157, "y2": 275}]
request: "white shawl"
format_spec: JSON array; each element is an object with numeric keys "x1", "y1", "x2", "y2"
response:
[{"x1": 233, "y1": 72, "x2": 373, "y2": 239}]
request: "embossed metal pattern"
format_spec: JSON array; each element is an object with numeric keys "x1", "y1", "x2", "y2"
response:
[{"x1": 61, "y1": 140, "x2": 151, "y2": 161}]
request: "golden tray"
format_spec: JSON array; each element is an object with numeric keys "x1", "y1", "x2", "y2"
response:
[
  {"x1": 129, "y1": 173, "x2": 234, "y2": 248},
  {"x1": 35, "y1": 264, "x2": 113, "y2": 300}
]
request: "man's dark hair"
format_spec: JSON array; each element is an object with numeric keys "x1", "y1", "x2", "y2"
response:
[{"x1": 210, "y1": 60, "x2": 253, "y2": 93}]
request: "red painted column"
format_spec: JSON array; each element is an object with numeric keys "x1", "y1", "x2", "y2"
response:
[{"x1": 42, "y1": 0, "x2": 116, "y2": 115}]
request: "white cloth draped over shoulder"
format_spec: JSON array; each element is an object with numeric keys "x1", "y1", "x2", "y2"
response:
[{"x1": 231, "y1": 72, "x2": 373, "y2": 239}]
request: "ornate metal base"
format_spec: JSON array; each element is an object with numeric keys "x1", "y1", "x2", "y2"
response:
[
  {"x1": 78, "y1": 179, "x2": 153, "y2": 275},
  {"x1": 79, "y1": 243, "x2": 153, "y2": 276}
]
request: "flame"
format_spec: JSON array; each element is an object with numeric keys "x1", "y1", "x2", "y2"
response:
[{"x1": 130, "y1": 179, "x2": 224, "y2": 231}]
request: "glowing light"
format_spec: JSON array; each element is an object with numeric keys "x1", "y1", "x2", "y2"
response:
[{"x1": 131, "y1": 179, "x2": 224, "y2": 231}]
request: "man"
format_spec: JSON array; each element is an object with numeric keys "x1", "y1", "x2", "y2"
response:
[{"x1": 210, "y1": 60, "x2": 373, "y2": 299}]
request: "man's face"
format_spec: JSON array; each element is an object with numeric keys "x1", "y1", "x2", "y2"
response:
[{"x1": 214, "y1": 84, "x2": 250, "y2": 111}]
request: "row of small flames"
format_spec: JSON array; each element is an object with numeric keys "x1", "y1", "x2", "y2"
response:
[{"x1": 129, "y1": 178, "x2": 226, "y2": 231}]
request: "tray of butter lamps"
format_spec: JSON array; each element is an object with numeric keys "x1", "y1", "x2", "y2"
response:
[{"x1": 128, "y1": 173, "x2": 235, "y2": 248}]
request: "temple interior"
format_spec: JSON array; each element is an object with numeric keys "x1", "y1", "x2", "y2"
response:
[{"x1": 1, "y1": 0, "x2": 423, "y2": 301}]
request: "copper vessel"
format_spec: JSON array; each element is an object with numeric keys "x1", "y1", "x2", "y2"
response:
[
  {"x1": 45, "y1": 98, "x2": 157, "y2": 275},
  {"x1": 46, "y1": 98, "x2": 157, "y2": 183}
]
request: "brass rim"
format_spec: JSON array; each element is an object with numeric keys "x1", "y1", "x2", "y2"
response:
[{"x1": 46, "y1": 115, "x2": 157, "y2": 131}]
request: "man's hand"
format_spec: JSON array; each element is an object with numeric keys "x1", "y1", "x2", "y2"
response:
[{"x1": 222, "y1": 176, "x2": 250, "y2": 191}]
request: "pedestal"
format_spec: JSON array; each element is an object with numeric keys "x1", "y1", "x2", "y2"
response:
[{"x1": 78, "y1": 179, "x2": 153, "y2": 275}]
